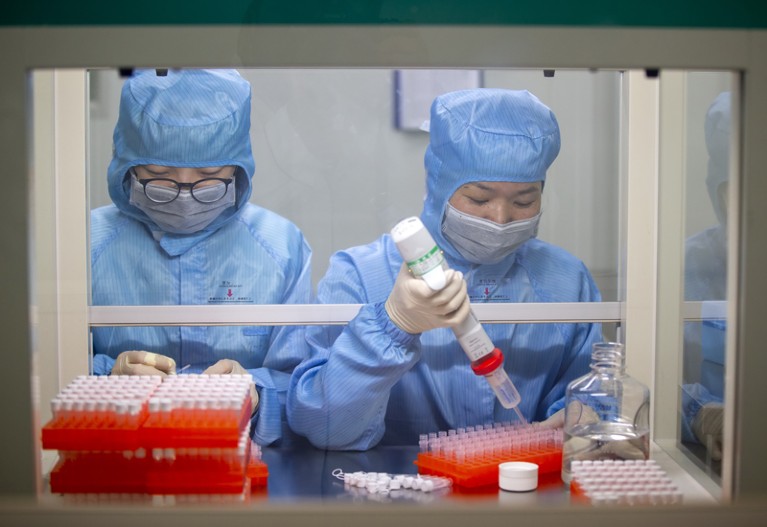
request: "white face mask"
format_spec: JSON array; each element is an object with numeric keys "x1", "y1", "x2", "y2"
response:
[
  {"x1": 129, "y1": 175, "x2": 236, "y2": 234},
  {"x1": 441, "y1": 203, "x2": 542, "y2": 264}
]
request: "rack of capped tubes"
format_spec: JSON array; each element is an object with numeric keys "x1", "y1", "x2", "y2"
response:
[
  {"x1": 41, "y1": 374, "x2": 268, "y2": 503},
  {"x1": 414, "y1": 422, "x2": 562, "y2": 488},
  {"x1": 333, "y1": 469, "x2": 452, "y2": 494},
  {"x1": 569, "y1": 460, "x2": 683, "y2": 506}
]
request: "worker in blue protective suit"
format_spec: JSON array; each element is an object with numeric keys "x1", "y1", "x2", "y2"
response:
[
  {"x1": 680, "y1": 91, "x2": 731, "y2": 461},
  {"x1": 90, "y1": 69, "x2": 313, "y2": 445},
  {"x1": 287, "y1": 89, "x2": 603, "y2": 450}
]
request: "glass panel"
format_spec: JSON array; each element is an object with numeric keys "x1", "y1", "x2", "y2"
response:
[
  {"x1": 33, "y1": 63, "x2": 734, "y2": 508},
  {"x1": 679, "y1": 73, "x2": 734, "y2": 479},
  {"x1": 87, "y1": 68, "x2": 621, "y2": 301}
]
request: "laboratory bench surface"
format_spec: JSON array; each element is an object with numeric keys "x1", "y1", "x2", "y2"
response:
[
  {"x1": 35, "y1": 443, "x2": 717, "y2": 507},
  {"x1": 259, "y1": 444, "x2": 568, "y2": 506},
  {"x1": 6, "y1": 445, "x2": 767, "y2": 527}
]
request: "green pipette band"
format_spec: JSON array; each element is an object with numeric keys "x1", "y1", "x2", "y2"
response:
[{"x1": 406, "y1": 245, "x2": 444, "y2": 277}]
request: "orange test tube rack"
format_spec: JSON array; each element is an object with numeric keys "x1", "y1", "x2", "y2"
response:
[{"x1": 414, "y1": 422, "x2": 563, "y2": 488}]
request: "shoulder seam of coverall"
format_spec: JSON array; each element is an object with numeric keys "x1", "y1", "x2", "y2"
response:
[
  {"x1": 235, "y1": 210, "x2": 293, "y2": 270},
  {"x1": 91, "y1": 212, "x2": 133, "y2": 265},
  {"x1": 516, "y1": 251, "x2": 595, "y2": 350}
]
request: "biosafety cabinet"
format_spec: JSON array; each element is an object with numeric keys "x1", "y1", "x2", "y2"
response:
[{"x1": 2, "y1": 2, "x2": 767, "y2": 525}]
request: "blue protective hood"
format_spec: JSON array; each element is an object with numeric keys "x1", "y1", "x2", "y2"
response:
[
  {"x1": 107, "y1": 69, "x2": 256, "y2": 255},
  {"x1": 704, "y1": 91, "x2": 731, "y2": 225},
  {"x1": 419, "y1": 89, "x2": 560, "y2": 265}
]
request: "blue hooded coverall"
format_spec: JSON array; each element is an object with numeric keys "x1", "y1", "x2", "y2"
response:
[
  {"x1": 90, "y1": 69, "x2": 312, "y2": 445},
  {"x1": 288, "y1": 89, "x2": 603, "y2": 450}
]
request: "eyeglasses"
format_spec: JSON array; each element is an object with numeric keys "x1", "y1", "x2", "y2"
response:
[{"x1": 135, "y1": 176, "x2": 235, "y2": 204}]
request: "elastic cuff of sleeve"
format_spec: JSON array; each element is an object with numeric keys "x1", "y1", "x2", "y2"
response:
[
  {"x1": 681, "y1": 386, "x2": 705, "y2": 421},
  {"x1": 376, "y1": 302, "x2": 419, "y2": 347},
  {"x1": 251, "y1": 387, "x2": 260, "y2": 417}
]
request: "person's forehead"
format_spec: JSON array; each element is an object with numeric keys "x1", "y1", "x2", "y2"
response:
[
  {"x1": 137, "y1": 164, "x2": 232, "y2": 171},
  {"x1": 461, "y1": 181, "x2": 542, "y2": 194}
]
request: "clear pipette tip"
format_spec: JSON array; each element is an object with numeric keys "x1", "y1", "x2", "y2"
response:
[
  {"x1": 484, "y1": 366, "x2": 528, "y2": 425},
  {"x1": 513, "y1": 406, "x2": 528, "y2": 426}
]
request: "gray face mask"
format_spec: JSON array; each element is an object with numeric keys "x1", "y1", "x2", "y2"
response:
[
  {"x1": 129, "y1": 175, "x2": 236, "y2": 234},
  {"x1": 442, "y1": 203, "x2": 542, "y2": 264}
]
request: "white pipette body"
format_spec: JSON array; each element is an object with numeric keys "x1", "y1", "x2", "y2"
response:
[{"x1": 390, "y1": 217, "x2": 525, "y2": 420}]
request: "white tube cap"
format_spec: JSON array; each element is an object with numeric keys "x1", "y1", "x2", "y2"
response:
[{"x1": 499, "y1": 462, "x2": 538, "y2": 492}]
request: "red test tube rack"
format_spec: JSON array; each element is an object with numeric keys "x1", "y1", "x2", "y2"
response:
[
  {"x1": 414, "y1": 422, "x2": 563, "y2": 488},
  {"x1": 42, "y1": 374, "x2": 267, "y2": 500},
  {"x1": 42, "y1": 375, "x2": 161, "y2": 451},
  {"x1": 141, "y1": 374, "x2": 254, "y2": 448}
]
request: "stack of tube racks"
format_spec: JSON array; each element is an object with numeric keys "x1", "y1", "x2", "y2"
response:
[
  {"x1": 569, "y1": 459, "x2": 682, "y2": 506},
  {"x1": 414, "y1": 422, "x2": 563, "y2": 488},
  {"x1": 41, "y1": 374, "x2": 268, "y2": 502}
]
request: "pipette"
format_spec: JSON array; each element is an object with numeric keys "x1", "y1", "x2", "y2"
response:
[{"x1": 390, "y1": 217, "x2": 527, "y2": 424}]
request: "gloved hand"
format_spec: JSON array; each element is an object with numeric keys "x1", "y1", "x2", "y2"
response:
[
  {"x1": 203, "y1": 359, "x2": 259, "y2": 416},
  {"x1": 385, "y1": 263, "x2": 471, "y2": 334},
  {"x1": 535, "y1": 408, "x2": 565, "y2": 429},
  {"x1": 535, "y1": 401, "x2": 600, "y2": 430},
  {"x1": 539, "y1": 406, "x2": 646, "y2": 460},
  {"x1": 564, "y1": 435, "x2": 649, "y2": 461},
  {"x1": 692, "y1": 402, "x2": 724, "y2": 461},
  {"x1": 111, "y1": 351, "x2": 176, "y2": 376},
  {"x1": 553, "y1": 402, "x2": 647, "y2": 461}
]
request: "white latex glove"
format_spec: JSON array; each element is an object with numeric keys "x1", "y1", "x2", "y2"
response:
[
  {"x1": 203, "y1": 359, "x2": 259, "y2": 416},
  {"x1": 384, "y1": 263, "x2": 471, "y2": 334},
  {"x1": 536, "y1": 408, "x2": 565, "y2": 430},
  {"x1": 693, "y1": 402, "x2": 724, "y2": 461},
  {"x1": 111, "y1": 351, "x2": 176, "y2": 377},
  {"x1": 564, "y1": 435, "x2": 648, "y2": 461},
  {"x1": 536, "y1": 401, "x2": 599, "y2": 430},
  {"x1": 559, "y1": 402, "x2": 647, "y2": 461}
]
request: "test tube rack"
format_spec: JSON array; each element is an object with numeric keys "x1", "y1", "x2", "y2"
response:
[
  {"x1": 569, "y1": 459, "x2": 683, "y2": 506},
  {"x1": 42, "y1": 374, "x2": 268, "y2": 499},
  {"x1": 414, "y1": 422, "x2": 563, "y2": 488}
]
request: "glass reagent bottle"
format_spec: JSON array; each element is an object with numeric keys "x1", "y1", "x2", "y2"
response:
[{"x1": 561, "y1": 342, "x2": 651, "y2": 485}]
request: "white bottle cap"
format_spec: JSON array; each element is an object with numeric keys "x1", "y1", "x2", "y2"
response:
[{"x1": 499, "y1": 462, "x2": 539, "y2": 492}]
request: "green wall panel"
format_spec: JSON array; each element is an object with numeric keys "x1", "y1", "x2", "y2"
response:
[{"x1": 2, "y1": 0, "x2": 766, "y2": 29}]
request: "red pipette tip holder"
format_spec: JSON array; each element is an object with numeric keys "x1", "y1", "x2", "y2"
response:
[
  {"x1": 414, "y1": 422, "x2": 563, "y2": 488},
  {"x1": 41, "y1": 374, "x2": 267, "y2": 499}
]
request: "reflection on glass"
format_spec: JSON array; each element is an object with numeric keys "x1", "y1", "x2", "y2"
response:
[
  {"x1": 88, "y1": 68, "x2": 621, "y2": 295},
  {"x1": 681, "y1": 86, "x2": 731, "y2": 475}
]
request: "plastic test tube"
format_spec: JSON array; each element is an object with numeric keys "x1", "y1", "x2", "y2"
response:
[{"x1": 391, "y1": 217, "x2": 525, "y2": 422}]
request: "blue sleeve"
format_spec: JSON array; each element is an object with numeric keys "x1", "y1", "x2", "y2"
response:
[
  {"x1": 543, "y1": 321, "x2": 602, "y2": 419},
  {"x1": 252, "y1": 236, "x2": 314, "y2": 447},
  {"x1": 287, "y1": 250, "x2": 420, "y2": 450},
  {"x1": 542, "y1": 264, "x2": 603, "y2": 419},
  {"x1": 93, "y1": 353, "x2": 116, "y2": 375},
  {"x1": 681, "y1": 383, "x2": 722, "y2": 443},
  {"x1": 248, "y1": 369, "x2": 293, "y2": 446}
]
